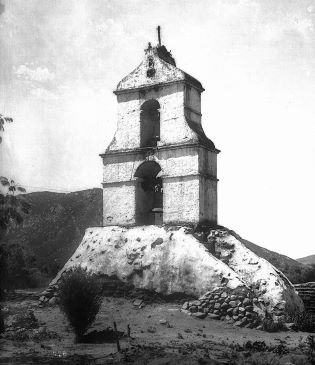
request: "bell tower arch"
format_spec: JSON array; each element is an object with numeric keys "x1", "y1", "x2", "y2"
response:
[
  {"x1": 134, "y1": 161, "x2": 163, "y2": 225},
  {"x1": 140, "y1": 99, "x2": 160, "y2": 148}
]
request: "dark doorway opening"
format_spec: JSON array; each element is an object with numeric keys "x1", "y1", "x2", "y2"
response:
[
  {"x1": 140, "y1": 99, "x2": 160, "y2": 148},
  {"x1": 135, "y1": 161, "x2": 163, "y2": 225}
]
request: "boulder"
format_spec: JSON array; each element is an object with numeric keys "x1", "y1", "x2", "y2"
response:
[
  {"x1": 51, "y1": 226, "x2": 244, "y2": 297},
  {"x1": 192, "y1": 312, "x2": 207, "y2": 319}
]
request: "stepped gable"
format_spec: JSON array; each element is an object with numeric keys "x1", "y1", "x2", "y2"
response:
[
  {"x1": 114, "y1": 43, "x2": 214, "y2": 151},
  {"x1": 115, "y1": 43, "x2": 203, "y2": 94}
]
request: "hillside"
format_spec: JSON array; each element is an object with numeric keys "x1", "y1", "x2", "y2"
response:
[
  {"x1": 1, "y1": 188, "x2": 103, "y2": 278},
  {"x1": 239, "y1": 237, "x2": 314, "y2": 284},
  {"x1": 297, "y1": 254, "x2": 315, "y2": 266},
  {"x1": 1, "y1": 188, "x2": 314, "y2": 286}
]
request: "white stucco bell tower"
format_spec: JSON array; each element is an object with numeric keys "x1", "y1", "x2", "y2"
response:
[{"x1": 101, "y1": 32, "x2": 219, "y2": 227}]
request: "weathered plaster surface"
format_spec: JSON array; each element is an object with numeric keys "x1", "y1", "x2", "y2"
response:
[
  {"x1": 163, "y1": 177, "x2": 200, "y2": 224},
  {"x1": 108, "y1": 84, "x2": 199, "y2": 152},
  {"x1": 103, "y1": 183, "x2": 136, "y2": 226},
  {"x1": 54, "y1": 226, "x2": 244, "y2": 297}
]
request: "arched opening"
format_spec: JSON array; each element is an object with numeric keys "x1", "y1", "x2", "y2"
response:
[
  {"x1": 140, "y1": 99, "x2": 160, "y2": 148},
  {"x1": 135, "y1": 161, "x2": 163, "y2": 225}
]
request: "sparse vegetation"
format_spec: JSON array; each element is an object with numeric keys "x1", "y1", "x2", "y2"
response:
[
  {"x1": 11, "y1": 309, "x2": 39, "y2": 330},
  {"x1": 0, "y1": 307, "x2": 4, "y2": 334},
  {"x1": 262, "y1": 316, "x2": 286, "y2": 333},
  {"x1": 287, "y1": 311, "x2": 315, "y2": 333},
  {"x1": 58, "y1": 267, "x2": 103, "y2": 342},
  {"x1": 306, "y1": 335, "x2": 315, "y2": 362}
]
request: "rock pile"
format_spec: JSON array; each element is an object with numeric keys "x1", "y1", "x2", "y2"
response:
[
  {"x1": 38, "y1": 284, "x2": 59, "y2": 307},
  {"x1": 205, "y1": 229, "x2": 304, "y2": 315},
  {"x1": 181, "y1": 286, "x2": 268, "y2": 328}
]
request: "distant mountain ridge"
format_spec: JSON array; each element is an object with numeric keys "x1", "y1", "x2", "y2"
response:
[
  {"x1": 1, "y1": 188, "x2": 314, "y2": 284},
  {"x1": 297, "y1": 254, "x2": 315, "y2": 266}
]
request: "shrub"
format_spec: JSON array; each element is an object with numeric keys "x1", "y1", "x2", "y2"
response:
[
  {"x1": 11, "y1": 309, "x2": 39, "y2": 330},
  {"x1": 58, "y1": 267, "x2": 103, "y2": 343},
  {"x1": 0, "y1": 307, "x2": 4, "y2": 334},
  {"x1": 262, "y1": 317, "x2": 285, "y2": 332},
  {"x1": 289, "y1": 312, "x2": 315, "y2": 333}
]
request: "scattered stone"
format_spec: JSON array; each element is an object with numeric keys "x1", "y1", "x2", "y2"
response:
[
  {"x1": 190, "y1": 300, "x2": 201, "y2": 306},
  {"x1": 181, "y1": 309, "x2": 191, "y2": 315},
  {"x1": 48, "y1": 297, "x2": 57, "y2": 305},
  {"x1": 190, "y1": 305, "x2": 198, "y2": 313},
  {"x1": 243, "y1": 298, "x2": 251, "y2": 306},
  {"x1": 208, "y1": 313, "x2": 220, "y2": 320},
  {"x1": 159, "y1": 319, "x2": 167, "y2": 325},
  {"x1": 177, "y1": 333, "x2": 184, "y2": 339},
  {"x1": 147, "y1": 326, "x2": 156, "y2": 333},
  {"x1": 192, "y1": 312, "x2": 207, "y2": 319},
  {"x1": 133, "y1": 299, "x2": 143, "y2": 307},
  {"x1": 283, "y1": 323, "x2": 295, "y2": 331}
]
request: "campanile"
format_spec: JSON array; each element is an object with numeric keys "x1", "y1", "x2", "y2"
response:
[{"x1": 101, "y1": 32, "x2": 219, "y2": 227}]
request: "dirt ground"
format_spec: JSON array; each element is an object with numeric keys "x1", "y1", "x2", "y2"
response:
[{"x1": 0, "y1": 289, "x2": 314, "y2": 364}]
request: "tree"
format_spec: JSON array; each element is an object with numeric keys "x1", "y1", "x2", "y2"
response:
[
  {"x1": 0, "y1": 114, "x2": 13, "y2": 144},
  {"x1": 0, "y1": 177, "x2": 30, "y2": 232},
  {"x1": 0, "y1": 115, "x2": 30, "y2": 235},
  {"x1": 0, "y1": 116, "x2": 30, "y2": 297}
]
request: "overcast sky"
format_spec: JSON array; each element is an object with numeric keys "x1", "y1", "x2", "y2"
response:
[{"x1": 0, "y1": 0, "x2": 314, "y2": 259}]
